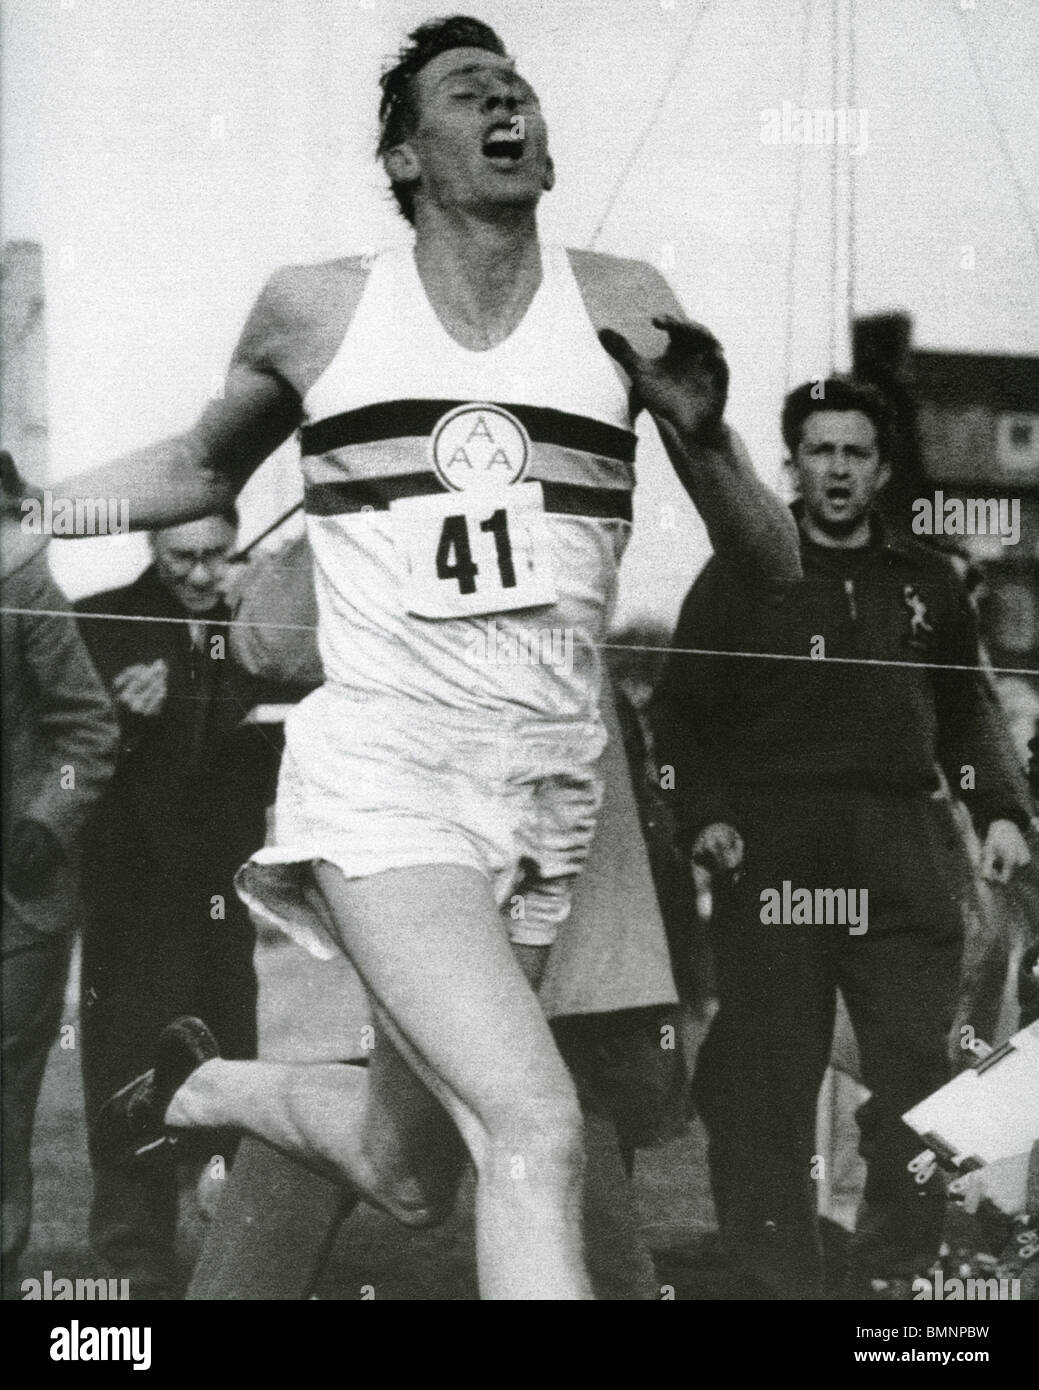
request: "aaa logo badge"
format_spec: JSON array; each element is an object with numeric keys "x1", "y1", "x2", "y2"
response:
[{"x1": 430, "y1": 403, "x2": 531, "y2": 492}]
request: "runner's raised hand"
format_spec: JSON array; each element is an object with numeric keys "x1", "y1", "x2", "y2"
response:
[{"x1": 598, "y1": 316, "x2": 729, "y2": 442}]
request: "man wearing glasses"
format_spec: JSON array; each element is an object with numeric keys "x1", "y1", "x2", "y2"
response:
[{"x1": 75, "y1": 511, "x2": 260, "y2": 1299}]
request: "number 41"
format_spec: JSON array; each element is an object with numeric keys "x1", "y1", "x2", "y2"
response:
[{"x1": 436, "y1": 509, "x2": 516, "y2": 595}]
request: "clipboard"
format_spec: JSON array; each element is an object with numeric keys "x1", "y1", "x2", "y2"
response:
[{"x1": 902, "y1": 1021, "x2": 1039, "y2": 1170}]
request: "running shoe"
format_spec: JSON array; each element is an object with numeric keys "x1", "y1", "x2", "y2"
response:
[{"x1": 90, "y1": 1016, "x2": 219, "y2": 1165}]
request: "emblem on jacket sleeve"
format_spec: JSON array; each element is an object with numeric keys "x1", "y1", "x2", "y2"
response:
[{"x1": 902, "y1": 584, "x2": 934, "y2": 649}]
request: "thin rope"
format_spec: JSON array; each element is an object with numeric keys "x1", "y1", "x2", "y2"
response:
[
  {"x1": 846, "y1": 0, "x2": 858, "y2": 344},
  {"x1": 828, "y1": 0, "x2": 840, "y2": 372},
  {"x1": 600, "y1": 640, "x2": 1038, "y2": 679},
  {"x1": 783, "y1": 0, "x2": 814, "y2": 393},
  {"x1": 956, "y1": 6, "x2": 1039, "y2": 270},
  {"x1": 4, "y1": 606, "x2": 1035, "y2": 679},
  {"x1": 587, "y1": 0, "x2": 715, "y2": 248},
  {"x1": 7, "y1": 607, "x2": 318, "y2": 633}
]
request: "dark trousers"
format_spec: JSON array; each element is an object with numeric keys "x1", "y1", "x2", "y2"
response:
[
  {"x1": 80, "y1": 842, "x2": 257, "y2": 1289},
  {"x1": 693, "y1": 787, "x2": 965, "y2": 1298},
  {"x1": 1, "y1": 929, "x2": 71, "y2": 1281}
]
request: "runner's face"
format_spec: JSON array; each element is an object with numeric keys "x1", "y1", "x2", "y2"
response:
[
  {"x1": 398, "y1": 48, "x2": 551, "y2": 216},
  {"x1": 793, "y1": 411, "x2": 889, "y2": 538},
  {"x1": 151, "y1": 516, "x2": 236, "y2": 614}
]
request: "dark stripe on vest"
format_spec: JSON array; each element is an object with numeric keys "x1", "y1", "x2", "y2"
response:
[
  {"x1": 300, "y1": 399, "x2": 636, "y2": 465},
  {"x1": 305, "y1": 475, "x2": 633, "y2": 522}
]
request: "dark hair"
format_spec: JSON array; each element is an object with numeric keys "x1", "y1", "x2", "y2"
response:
[
  {"x1": 781, "y1": 376, "x2": 895, "y2": 458},
  {"x1": 376, "y1": 15, "x2": 509, "y2": 224}
]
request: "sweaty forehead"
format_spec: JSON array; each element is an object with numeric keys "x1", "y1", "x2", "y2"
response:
[{"x1": 418, "y1": 47, "x2": 520, "y2": 90}]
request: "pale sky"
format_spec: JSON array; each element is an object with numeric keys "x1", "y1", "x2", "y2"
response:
[{"x1": 3, "y1": 0, "x2": 1038, "y2": 624}]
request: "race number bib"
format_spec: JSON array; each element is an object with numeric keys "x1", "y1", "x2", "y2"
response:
[{"x1": 390, "y1": 482, "x2": 558, "y2": 619}]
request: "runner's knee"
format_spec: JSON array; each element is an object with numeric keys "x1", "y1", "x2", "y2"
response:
[{"x1": 476, "y1": 1076, "x2": 585, "y2": 1185}]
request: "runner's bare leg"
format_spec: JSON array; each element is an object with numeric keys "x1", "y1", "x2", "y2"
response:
[{"x1": 168, "y1": 863, "x2": 591, "y2": 1299}]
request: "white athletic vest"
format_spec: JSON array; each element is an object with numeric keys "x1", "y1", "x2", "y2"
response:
[{"x1": 299, "y1": 245, "x2": 636, "y2": 719}]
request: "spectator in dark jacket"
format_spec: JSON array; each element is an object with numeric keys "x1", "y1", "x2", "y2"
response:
[
  {"x1": 1, "y1": 548, "x2": 119, "y2": 1292},
  {"x1": 75, "y1": 511, "x2": 262, "y2": 1299},
  {"x1": 652, "y1": 377, "x2": 1033, "y2": 1299}
]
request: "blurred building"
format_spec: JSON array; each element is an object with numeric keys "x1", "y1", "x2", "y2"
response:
[{"x1": 854, "y1": 313, "x2": 1039, "y2": 685}]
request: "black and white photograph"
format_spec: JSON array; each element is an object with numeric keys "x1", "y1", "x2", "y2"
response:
[{"x1": 2, "y1": 0, "x2": 1038, "y2": 1347}]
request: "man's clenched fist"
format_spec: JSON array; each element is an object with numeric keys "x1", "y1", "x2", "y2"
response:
[
  {"x1": 690, "y1": 821, "x2": 745, "y2": 922},
  {"x1": 979, "y1": 818, "x2": 1031, "y2": 885},
  {"x1": 112, "y1": 660, "x2": 169, "y2": 718}
]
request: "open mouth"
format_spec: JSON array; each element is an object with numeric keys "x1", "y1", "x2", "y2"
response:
[
  {"x1": 826, "y1": 486, "x2": 852, "y2": 505},
  {"x1": 482, "y1": 123, "x2": 525, "y2": 162}
]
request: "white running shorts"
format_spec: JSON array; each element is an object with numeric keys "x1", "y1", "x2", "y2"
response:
[{"x1": 236, "y1": 685, "x2": 607, "y2": 955}]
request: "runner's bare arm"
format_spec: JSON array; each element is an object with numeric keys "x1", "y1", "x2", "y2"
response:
[
  {"x1": 589, "y1": 257, "x2": 801, "y2": 581},
  {"x1": 649, "y1": 385, "x2": 803, "y2": 582},
  {"x1": 3, "y1": 274, "x2": 305, "y2": 534}
]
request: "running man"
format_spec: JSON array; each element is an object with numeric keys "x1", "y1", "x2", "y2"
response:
[{"x1": 2, "y1": 17, "x2": 799, "y2": 1299}]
